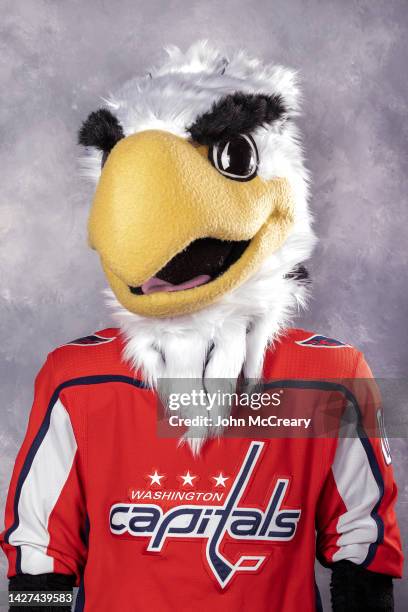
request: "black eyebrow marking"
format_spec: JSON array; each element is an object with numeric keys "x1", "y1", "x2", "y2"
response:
[
  {"x1": 187, "y1": 92, "x2": 286, "y2": 145},
  {"x1": 78, "y1": 108, "x2": 124, "y2": 153}
]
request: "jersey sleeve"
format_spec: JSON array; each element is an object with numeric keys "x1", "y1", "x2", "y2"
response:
[
  {"x1": 316, "y1": 353, "x2": 403, "y2": 577},
  {"x1": 0, "y1": 354, "x2": 87, "y2": 583}
]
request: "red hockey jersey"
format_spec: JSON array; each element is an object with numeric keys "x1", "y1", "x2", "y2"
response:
[{"x1": 1, "y1": 328, "x2": 403, "y2": 611}]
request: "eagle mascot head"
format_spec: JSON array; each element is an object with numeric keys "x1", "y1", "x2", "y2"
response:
[{"x1": 79, "y1": 41, "x2": 315, "y2": 452}]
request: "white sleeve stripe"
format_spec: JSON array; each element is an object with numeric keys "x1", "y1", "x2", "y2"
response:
[
  {"x1": 331, "y1": 432, "x2": 381, "y2": 565},
  {"x1": 8, "y1": 399, "x2": 77, "y2": 574}
]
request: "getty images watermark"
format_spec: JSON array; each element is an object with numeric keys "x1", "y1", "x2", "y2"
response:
[
  {"x1": 165, "y1": 387, "x2": 311, "y2": 430},
  {"x1": 155, "y1": 378, "x2": 408, "y2": 439}
]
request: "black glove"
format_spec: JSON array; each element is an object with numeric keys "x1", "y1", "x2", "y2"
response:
[
  {"x1": 9, "y1": 573, "x2": 76, "y2": 612},
  {"x1": 331, "y1": 560, "x2": 394, "y2": 612}
]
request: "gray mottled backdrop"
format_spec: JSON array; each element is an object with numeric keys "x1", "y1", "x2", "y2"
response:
[{"x1": 1, "y1": 0, "x2": 407, "y2": 608}]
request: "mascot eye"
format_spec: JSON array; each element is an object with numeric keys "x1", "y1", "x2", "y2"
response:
[{"x1": 209, "y1": 134, "x2": 258, "y2": 181}]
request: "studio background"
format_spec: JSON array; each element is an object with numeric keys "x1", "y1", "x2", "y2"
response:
[{"x1": 1, "y1": 0, "x2": 407, "y2": 608}]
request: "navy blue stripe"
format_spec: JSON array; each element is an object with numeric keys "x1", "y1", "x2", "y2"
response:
[
  {"x1": 74, "y1": 514, "x2": 89, "y2": 612},
  {"x1": 208, "y1": 442, "x2": 261, "y2": 583},
  {"x1": 74, "y1": 578, "x2": 85, "y2": 612},
  {"x1": 359, "y1": 437, "x2": 385, "y2": 567},
  {"x1": 315, "y1": 579, "x2": 323, "y2": 612},
  {"x1": 4, "y1": 374, "x2": 148, "y2": 573},
  {"x1": 263, "y1": 379, "x2": 385, "y2": 567}
]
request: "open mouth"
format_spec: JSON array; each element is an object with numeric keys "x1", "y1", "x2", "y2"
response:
[{"x1": 129, "y1": 237, "x2": 250, "y2": 295}]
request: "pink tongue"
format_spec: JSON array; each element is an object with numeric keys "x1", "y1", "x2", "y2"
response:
[{"x1": 141, "y1": 274, "x2": 211, "y2": 295}]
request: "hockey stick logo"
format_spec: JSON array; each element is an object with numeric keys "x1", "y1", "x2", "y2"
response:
[{"x1": 110, "y1": 442, "x2": 301, "y2": 587}]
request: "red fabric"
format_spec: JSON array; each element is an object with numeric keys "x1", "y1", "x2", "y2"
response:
[{"x1": 1, "y1": 328, "x2": 403, "y2": 612}]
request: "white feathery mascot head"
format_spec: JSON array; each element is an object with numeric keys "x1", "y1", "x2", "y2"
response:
[{"x1": 79, "y1": 41, "x2": 315, "y2": 453}]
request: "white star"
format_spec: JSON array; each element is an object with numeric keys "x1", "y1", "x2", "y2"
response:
[
  {"x1": 180, "y1": 471, "x2": 197, "y2": 487},
  {"x1": 212, "y1": 472, "x2": 229, "y2": 488},
  {"x1": 147, "y1": 470, "x2": 164, "y2": 486}
]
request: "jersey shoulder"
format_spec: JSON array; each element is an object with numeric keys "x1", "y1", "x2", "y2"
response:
[
  {"x1": 283, "y1": 328, "x2": 355, "y2": 349},
  {"x1": 264, "y1": 328, "x2": 363, "y2": 378},
  {"x1": 48, "y1": 327, "x2": 127, "y2": 384}
]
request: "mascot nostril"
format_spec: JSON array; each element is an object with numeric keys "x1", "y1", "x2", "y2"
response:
[{"x1": 2, "y1": 41, "x2": 402, "y2": 612}]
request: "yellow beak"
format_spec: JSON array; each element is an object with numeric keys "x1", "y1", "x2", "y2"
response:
[{"x1": 88, "y1": 130, "x2": 294, "y2": 317}]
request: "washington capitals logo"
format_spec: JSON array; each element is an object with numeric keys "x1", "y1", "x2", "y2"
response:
[
  {"x1": 296, "y1": 334, "x2": 349, "y2": 348},
  {"x1": 65, "y1": 334, "x2": 115, "y2": 346},
  {"x1": 109, "y1": 442, "x2": 301, "y2": 587}
]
